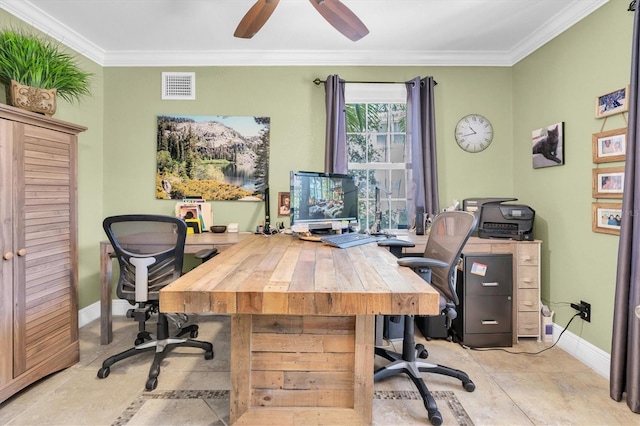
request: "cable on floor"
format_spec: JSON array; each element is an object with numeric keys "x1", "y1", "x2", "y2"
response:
[{"x1": 461, "y1": 312, "x2": 581, "y2": 355}]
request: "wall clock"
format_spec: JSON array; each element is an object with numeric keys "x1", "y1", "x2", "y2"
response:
[{"x1": 454, "y1": 114, "x2": 494, "y2": 153}]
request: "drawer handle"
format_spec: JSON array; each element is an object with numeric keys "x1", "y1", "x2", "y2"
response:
[
  {"x1": 522, "y1": 278, "x2": 533, "y2": 283},
  {"x1": 481, "y1": 320, "x2": 499, "y2": 325},
  {"x1": 482, "y1": 282, "x2": 499, "y2": 287},
  {"x1": 3, "y1": 251, "x2": 13, "y2": 260},
  {"x1": 17, "y1": 248, "x2": 26, "y2": 257},
  {"x1": 522, "y1": 301, "x2": 534, "y2": 306}
]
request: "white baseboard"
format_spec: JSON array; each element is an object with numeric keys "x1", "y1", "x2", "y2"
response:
[
  {"x1": 552, "y1": 322, "x2": 610, "y2": 380},
  {"x1": 78, "y1": 300, "x2": 131, "y2": 328},
  {"x1": 79, "y1": 303, "x2": 611, "y2": 379}
]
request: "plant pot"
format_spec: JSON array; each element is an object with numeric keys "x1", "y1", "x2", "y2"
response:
[{"x1": 9, "y1": 80, "x2": 57, "y2": 116}]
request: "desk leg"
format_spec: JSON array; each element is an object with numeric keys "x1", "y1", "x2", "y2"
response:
[
  {"x1": 229, "y1": 314, "x2": 374, "y2": 425},
  {"x1": 100, "y1": 244, "x2": 113, "y2": 345}
]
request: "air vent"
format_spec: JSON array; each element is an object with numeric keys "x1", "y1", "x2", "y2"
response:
[{"x1": 162, "y1": 72, "x2": 195, "y2": 100}]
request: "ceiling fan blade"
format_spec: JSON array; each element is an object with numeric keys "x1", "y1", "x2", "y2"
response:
[
  {"x1": 234, "y1": 0, "x2": 280, "y2": 39},
  {"x1": 309, "y1": 0, "x2": 369, "y2": 41}
]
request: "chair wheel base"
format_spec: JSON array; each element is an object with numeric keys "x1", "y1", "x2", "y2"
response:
[
  {"x1": 97, "y1": 367, "x2": 110, "y2": 379},
  {"x1": 428, "y1": 410, "x2": 443, "y2": 426},
  {"x1": 205, "y1": 350, "x2": 214, "y2": 360},
  {"x1": 463, "y1": 380, "x2": 476, "y2": 392},
  {"x1": 145, "y1": 377, "x2": 158, "y2": 391}
]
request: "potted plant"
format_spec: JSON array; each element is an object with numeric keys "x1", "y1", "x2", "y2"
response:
[{"x1": 0, "y1": 29, "x2": 92, "y2": 115}]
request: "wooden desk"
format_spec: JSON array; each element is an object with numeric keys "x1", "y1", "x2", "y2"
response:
[
  {"x1": 99, "y1": 232, "x2": 251, "y2": 344},
  {"x1": 159, "y1": 234, "x2": 440, "y2": 425}
]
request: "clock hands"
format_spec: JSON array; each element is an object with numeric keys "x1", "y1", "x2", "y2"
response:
[{"x1": 462, "y1": 127, "x2": 477, "y2": 137}]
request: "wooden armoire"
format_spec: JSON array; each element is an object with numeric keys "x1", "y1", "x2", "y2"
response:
[{"x1": 0, "y1": 103, "x2": 86, "y2": 403}]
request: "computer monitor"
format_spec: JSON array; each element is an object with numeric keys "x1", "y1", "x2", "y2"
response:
[{"x1": 290, "y1": 171, "x2": 359, "y2": 232}]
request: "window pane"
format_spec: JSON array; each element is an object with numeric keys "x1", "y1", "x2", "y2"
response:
[
  {"x1": 390, "y1": 104, "x2": 406, "y2": 133},
  {"x1": 347, "y1": 134, "x2": 367, "y2": 163},
  {"x1": 346, "y1": 104, "x2": 367, "y2": 132},
  {"x1": 376, "y1": 104, "x2": 389, "y2": 133},
  {"x1": 390, "y1": 134, "x2": 405, "y2": 163},
  {"x1": 390, "y1": 200, "x2": 408, "y2": 229},
  {"x1": 390, "y1": 169, "x2": 406, "y2": 198},
  {"x1": 374, "y1": 134, "x2": 388, "y2": 162}
]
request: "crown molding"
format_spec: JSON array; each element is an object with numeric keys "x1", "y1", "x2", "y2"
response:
[
  {"x1": 101, "y1": 49, "x2": 515, "y2": 67},
  {"x1": 509, "y1": 0, "x2": 609, "y2": 65},
  {"x1": 0, "y1": 0, "x2": 106, "y2": 64},
  {"x1": 0, "y1": 0, "x2": 609, "y2": 68}
]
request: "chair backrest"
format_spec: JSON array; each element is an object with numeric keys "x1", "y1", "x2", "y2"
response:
[
  {"x1": 423, "y1": 211, "x2": 477, "y2": 305},
  {"x1": 103, "y1": 214, "x2": 187, "y2": 303}
]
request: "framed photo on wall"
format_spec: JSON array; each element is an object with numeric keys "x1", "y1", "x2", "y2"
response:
[
  {"x1": 592, "y1": 202, "x2": 622, "y2": 235},
  {"x1": 592, "y1": 127, "x2": 627, "y2": 163},
  {"x1": 532, "y1": 122, "x2": 564, "y2": 169},
  {"x1": 595, "y1": 86, "x2": 629, "y2": 119},
  {"x1": 592, "y1": 167, "x2": 624, "y2": 198}
]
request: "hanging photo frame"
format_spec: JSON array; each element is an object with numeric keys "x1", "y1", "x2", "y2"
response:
[
  {"x1": 592, "y1": 167, "x2": 624, "y2": 198},
  {"x1": 592, "y1": 127, "x2": 627, "y2": 163},
  {"x1": 595, "y1": 86, "x2": 629, "y2": 119},
  {"x1": 592, "y1": 202, "x2": 622, "y2": 235}
]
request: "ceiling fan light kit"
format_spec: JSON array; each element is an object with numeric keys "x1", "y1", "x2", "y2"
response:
[{"x1": 234, "y1": 0, "x2": 368, "y2": 41}]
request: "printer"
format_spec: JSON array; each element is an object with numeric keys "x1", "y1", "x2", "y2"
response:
[{"x1": 463, "y1": 198, "x2": 535, "y2": 241}]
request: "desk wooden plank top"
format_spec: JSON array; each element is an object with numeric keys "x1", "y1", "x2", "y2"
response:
[{"x1": 159, "y1": 234, "x2": 440, "y2": 316}]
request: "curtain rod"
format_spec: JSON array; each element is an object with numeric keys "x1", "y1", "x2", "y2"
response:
[{"x1": 313, "y1": 78, "x2": 437, "y2": 86}]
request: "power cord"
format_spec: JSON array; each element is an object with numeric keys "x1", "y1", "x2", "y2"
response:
[{"x1": 461, "y1": 312, "x2": 581, "y2": 355}]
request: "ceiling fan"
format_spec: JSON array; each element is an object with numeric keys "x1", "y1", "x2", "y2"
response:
[{"x1": 234, "y1": 0, "x2": 369, "y2": 41}]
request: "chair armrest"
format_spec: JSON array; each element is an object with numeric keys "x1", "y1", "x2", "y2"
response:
[
  {"x1": 377, "y1": 238, "x2": 416, "y2": 248},
  {"x1": 397, "y1": 257, "x2": 449, "y2": 269}
]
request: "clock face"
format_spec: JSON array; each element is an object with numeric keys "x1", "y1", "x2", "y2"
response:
[{"x1": 454, "y1": 114, "x2": 494, "y2": 153}]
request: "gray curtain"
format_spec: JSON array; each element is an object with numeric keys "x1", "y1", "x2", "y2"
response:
[
  {"x1": 324, "y1": 75, "x2": 347, "y2": 174},
  {"x1": 610, "y1": 7, "x2": 640, "y2": 413},
  {"x1": 406, "y1": 76, "x2": 439, "y2": 226}
]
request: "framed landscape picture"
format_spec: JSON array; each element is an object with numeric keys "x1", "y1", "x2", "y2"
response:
[{"x1": 156, "y1": 115, "x2": 271, "y2": 200}]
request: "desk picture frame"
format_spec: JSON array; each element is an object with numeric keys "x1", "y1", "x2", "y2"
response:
[
  {"x1": 277, "y1": 192, "x2": 291, "y2": 217},
  {"x1": 592, "y1": 128, "x2": 627, "y2": 163},
  {"x1": 595, "y1": 86, "x2": 629, "y2": 118},
  {"x1": 592, "y1": 166, "x2": 624, "y2": 198},
  {"x1": 592, "y1": 202, "x2": 622, "y2": 235}
]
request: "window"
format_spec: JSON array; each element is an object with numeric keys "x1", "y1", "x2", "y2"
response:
[{"x1": 345, "y1": 84, "x2": 408, "y2": 231}]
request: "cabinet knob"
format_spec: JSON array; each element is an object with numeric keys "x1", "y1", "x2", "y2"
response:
[
  {"x1": 17, "y1": 248, "x2": 27, "y2": 257},
  {"x1": 3, "y1": 252, "x2": 13, "y2": 260}
]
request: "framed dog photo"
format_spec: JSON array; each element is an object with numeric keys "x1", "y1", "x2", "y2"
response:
[
  {"x1": 592, "y1": 202, "x2": 622, "y2": 235},
  {"x1": 595, "y1": 86, "x2": 629, "y2": 119},
  {"x1": 592, "y1": 167, "x2": 624, "y2": 198},
  {"x1": 532, "y1": 122, "x2": 564, "y2": 169},
  {"x1": 592, "y1": 127, "x2": 627, "y2": 163}
]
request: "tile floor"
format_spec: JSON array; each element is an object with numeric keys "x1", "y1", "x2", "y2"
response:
[{"x1": 0, "y1": 314, "x2": 638, "y2": 426}]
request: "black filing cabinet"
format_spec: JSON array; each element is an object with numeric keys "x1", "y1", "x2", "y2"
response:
[{"x1": 453, "y1": 253, "x2": 513, "y2": 347}]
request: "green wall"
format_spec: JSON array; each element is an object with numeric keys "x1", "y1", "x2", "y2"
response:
[
  {"x1": 1, "y1": 1, "x2": 632, "y2": 354},
  {"x1": 513, "y1": 1, "x2": 632, "y2": 352}
]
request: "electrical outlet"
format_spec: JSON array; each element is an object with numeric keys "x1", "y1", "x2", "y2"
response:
[
  {"x1": 580, "y1": 300, "x2": 591, "y2": 322},
  {"x1": 571, "y1": 301, "x2": 591, "y2": 322}
]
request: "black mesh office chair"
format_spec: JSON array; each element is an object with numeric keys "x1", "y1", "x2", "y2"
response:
[
  {"x1": 375, "y1": 211, "x2": 478, "y2": 426},
  {"x1": 97, "y1": 215, "x2": 214, "y2": 391}
]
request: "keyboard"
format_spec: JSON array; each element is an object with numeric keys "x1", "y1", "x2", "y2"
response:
[{"x1": 320, "y1": 233, "x2": 379, "y2": 249}]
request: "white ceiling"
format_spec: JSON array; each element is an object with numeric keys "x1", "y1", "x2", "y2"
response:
[{"x1": 0, "y1": 0, "x2": 610, "y2": 67}]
